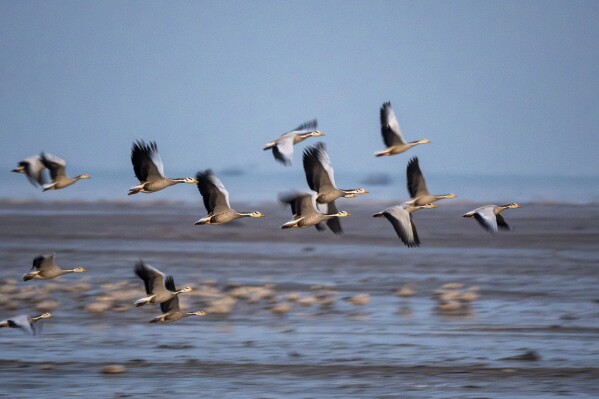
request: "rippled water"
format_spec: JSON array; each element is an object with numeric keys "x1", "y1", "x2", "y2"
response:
[{"x1": 0, "y1": 203, "x2": 598, "y2": 398}]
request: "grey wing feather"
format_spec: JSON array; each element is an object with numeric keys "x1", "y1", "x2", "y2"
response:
[
  {"x1": 272, "y1": 137, "x2": 294, "y2": 166},
  {"x1": 32, "y1": 253, "x2": 58, "y2": 272},
  {"x1": 21, "y1": 156, "x2": 48, "y2": 187},
  {"x1": 406, "y1": 157, "x2": 429, "y2": 198},
  {"x1": 131, "y1": 140, "x2": 165, "y2": 182},
  {"x1": 473, "y1": 207, "x2": 499, "y2": 233},
  {"x1": 495, "y1": 213, "x2": 510, "y2": 231},
  {"x1": 293, "y1": 119, "x2": 317, "y2": 133},
  {"x1": 383, "y1": 206, "x2": 420, "y2": 247},
  {"x1": 160, "y1": 295, "x2": 180, "y2": 313},
  {"x1": 40, "y1": 152, "x2": 67, "y2": 180},
  {"x1": 380, "y1": 102, "x2": 405, "y2": 147},
  {"x1": 8, "y1": 315, "x2": 34, "y2": 335},
  {"x1": 196, "y1": 170, "x2": 231, "y2": 214},
  {"x1": 297, "y1": 193, "x2": 318, "y2": 217},
  {"x1": 325, "y1": 201, "x2": 343, "y2": 235},
  {"x1": 134, "y1": 260, "x2": 166, "y2": 294},
  {"x1": 302, "y1": 142, "x2": 336, "y2": 193}
]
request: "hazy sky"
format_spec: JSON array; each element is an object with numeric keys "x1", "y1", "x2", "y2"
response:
[{"x1": 1, "y1": 1, "x2": 598, "y2": 178}]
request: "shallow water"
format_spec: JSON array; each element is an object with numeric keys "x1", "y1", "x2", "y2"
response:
[{"x1": 0, "y1": 202, "x2": 598, "y2": 398}]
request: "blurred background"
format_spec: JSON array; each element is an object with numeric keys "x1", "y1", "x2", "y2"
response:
[{"x1": 1, "y1": 1, "x2": 599, "y2": 204}]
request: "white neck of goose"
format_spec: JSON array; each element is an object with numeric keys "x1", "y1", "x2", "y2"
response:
[
  {"x1": 438, "y1": 193, "x2": 457, "y2": 199},
  {"x1": 171, "y1": 177, "x2": 198, "y2": 184},
  {"x1": 341, "y1": 188, "x2": 368, "y2": 197},
  {"x1": 31, "y1": 313, "x2": 53, "y2": 321},
  {"x1": 498, "y1": 203, "x2": 521, "y2": 211},
  {"x1": 409, "y1": 138, "x2": 431, "y2": 145},
  {"x1": 61, "y1": 267, "x2": 87, "y2": 275},
  {"x1": 238, "y1": 211, "x2": 265, "y2": 218},
  {"x1": 329, "y1": 211, "x2": 351, "y2": 218},
  {"x1": 185, "y1": 310, "x2": 207, "y2": 317},
  {"x1": 300, "y1": 131, "x2": 324, "y2": 139}
]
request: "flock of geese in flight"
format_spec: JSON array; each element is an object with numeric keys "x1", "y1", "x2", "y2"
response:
[{"x1": 2, "y1": 101, "x2": 521, "y2": 333}]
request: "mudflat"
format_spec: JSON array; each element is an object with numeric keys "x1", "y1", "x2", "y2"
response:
[{"x1": 0, "y1": 201, "x2": 597, "y2": 398}]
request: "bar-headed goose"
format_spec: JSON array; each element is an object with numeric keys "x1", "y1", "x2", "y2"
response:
[
  {"x1": 0, "y1": 313, "x2": 53, "y2": 335},
  {"x1": 134, "y1": 260, "x2": 192, "y2": 307},
  {"x1": 263, "y1": 119, "x2": 325, "y2": 166},
  {"x1": 303, "y1": 142, "x2": 368, "y2": 203},
  {"x1": 375, "y1": 101, "x2": 430, "y2": 157},
  {"x1": 279, "y1": 192, "x2": 350, "y2": 235},
  {"x1": 23, "y1": 253, "x2": 87, "y2": 281},
  {"x1": 463, "y1": 203, "x2": 521, "y2": 234},
  {"x1": 40, "y1": 152, "x2": 90, "y2": 191},
  {"x1": 407, "y1": 157, "x2": 456, "y2": 206},
  {"x1": 129, "y1": 140, "x2": 198, "y2": 195},
  {"x1": 12, "y1": 155, "x2": 48, "y2": 188},
  {"x1": 150, "y1": 279, "x2": 206, "y2": 323},
  {"x1": 373, "y1": 201, "x2": 437, "y2": 247},
  {"x1": 194, "y1": 170, "x2": 264, "y2": 225}
]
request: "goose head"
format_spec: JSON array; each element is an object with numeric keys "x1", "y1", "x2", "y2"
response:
[
  {"x1": 73, "y1": 267, "x2": 87, "y2": 273},
  {"x1": 77, "y1": 173, "x2": 91, "y2": 179},
  {"x1": 336, "y1": 211, "x2": 352, "y2": 217}
]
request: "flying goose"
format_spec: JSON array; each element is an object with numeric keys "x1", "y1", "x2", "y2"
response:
[
  {"x1": 279, "y1": 192, "x2": 351, "y2": 234},
  {"x1": 12, "y1": 155, "x2": 48, "y2": 187},
  {"x1": 373, "y1": 201, "x2": 437, "y2": 247},
  {"x1": 375, "y1": 101, "x2": 430, "y2": 157},
  {"x1": 129, "y1": 140, "x2": 198, "y2": 195},
  {"x1": 263, "y1": 119, "x2": 325, "y2": 166},
  {"x1": 23, "y1": 253, "x2": 87, "y2": 281},
  {"x1": 194, "y1": 170, "x2": 264, "y2": 225},
  {"x1": 407, "y1": 157, "x2": 456, "y2": 206},
  {"x1": 150, "y1": 278, "x2": 206, "y2": 323},
  {"x1": 303, "y1": 142, "x2": 368, "y2": 204},
  {"x1": 463, "y1": 203, "x2": 521, "y2": 233},
  {"x1": 134, "y1": 260, "x2": 192, "y2": 307},
  {"x1": 0, "y1": 313, "x2": 53, "y2": 335},
  {"x1": 40, "y1": 152, "x2": 90, "y2": 191}
]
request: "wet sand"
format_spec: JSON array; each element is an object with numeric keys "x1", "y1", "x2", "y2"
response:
[{"x1": 0, "y1": 200, "x2": 598, "y2": 398}]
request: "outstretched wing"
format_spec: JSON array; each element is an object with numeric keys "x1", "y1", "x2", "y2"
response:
[
  {"x1": 496, "y1": 214, "x2": 510, "y2": 231},
  {"x1": 324, "y1": 201, "x2": 343, "y2": 235},
  {"x1": 473, "y1": 207, "x2": 499, "y2": 234},
  {"x1": 8, "y1": 315, "x2": 34, "y2": 335},
  {"x1": 196, "y1": 170, "x2": 231, "y2": 214},
  {"x1": 292, "y1": 119, "x2": 317, "y2": 133},
  {"x1": 134, "y1": 260, "x2": 166, "y2": 295},
  {"x1": 32, "y1": 253, "x2": 60, "y2": 273},
  {"x1": 21, "y1": 156, "x2": 48, "y2": 187},
  {"x1": 40, "y1": 152, "x2": 67, "y2": 180},
  {"x1": 382, "y1": 206, "x2": 420, "y2": 247},
  {"x1": 131, "y1": 140, "x2": 165, "y2": 182},
  {"x1": 160, "y1": 295, "x2": 180, "y2": 314},
  {"x1": 406, "y1": 157, "x2": 429, "y2": 198},
  {"x1": 380, "y1": 102, "x2": 405, "y2": 147},
  {"x1": 272, "y1": 136, "x2": 294, "y2": 166},
  {"x1": 303, "y1": 142, "x2": 336, "y2": 193}
]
